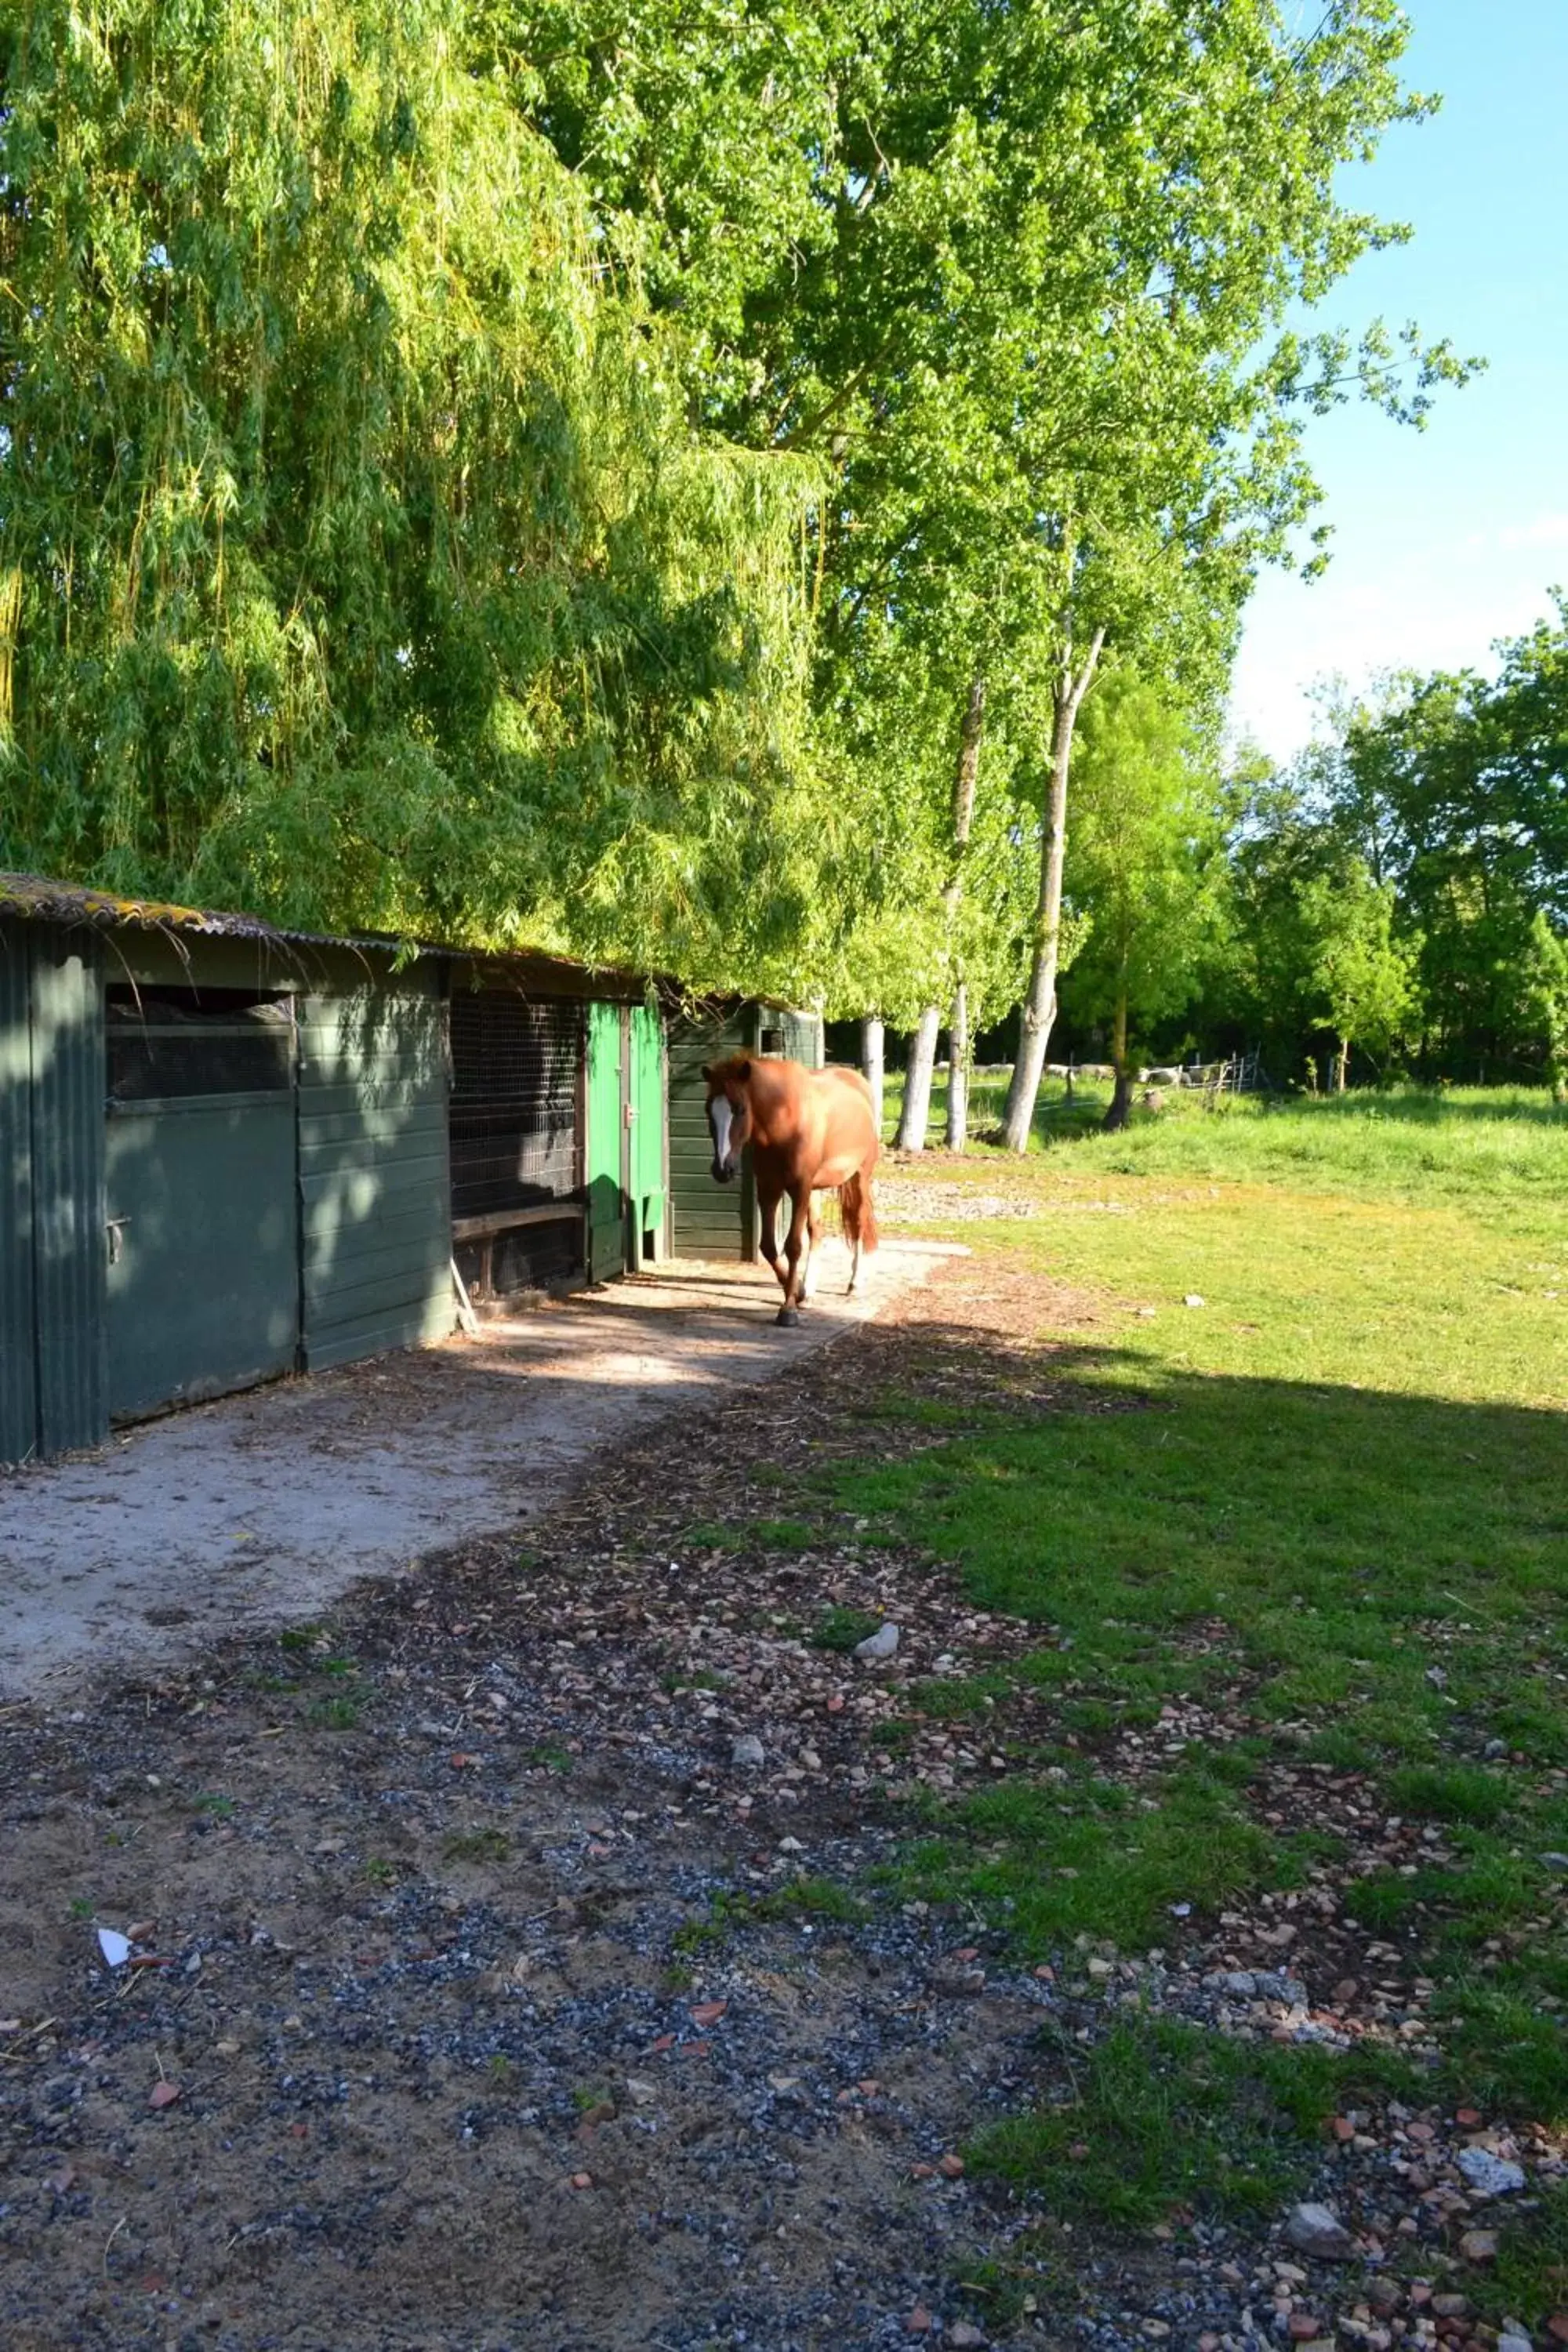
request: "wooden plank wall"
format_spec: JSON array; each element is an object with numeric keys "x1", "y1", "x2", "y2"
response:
[
  {"x1": 667, "y1": 1006, "x2": 753, "y2": 1260},
  {"x1": 297, "y1": 972, "x2": 454, "y2": 1371},
  {"x1": 0, "y1": 920, "x2": 38, "y2": 1463}
]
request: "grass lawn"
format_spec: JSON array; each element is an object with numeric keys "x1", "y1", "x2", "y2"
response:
[{"x1": 833, "y1": 1083, "x2": 1568, "y2": 2290}]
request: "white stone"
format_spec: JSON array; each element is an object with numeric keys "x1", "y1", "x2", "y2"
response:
[
  {"x1": 1285, "y1": 2203, "x2": 1356, "y2": 2259},
  {"x1": 1456, "y1": 2147, "x2": 1526, "y2": 2197},
  {"x1": 854, "y1": 1623, "x2": 901, "y2": 1661}
]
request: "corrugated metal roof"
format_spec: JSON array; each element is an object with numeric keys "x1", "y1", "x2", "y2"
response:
[
  {"x1": 0, "y1": 872, "x2": 815, "y2": 1017},
  {"x1": 0, "y1": 871, "x2": 281, "y2": 940},
  {"x1": 0, "y1": 870, "x2": 659, "y2": 997}
]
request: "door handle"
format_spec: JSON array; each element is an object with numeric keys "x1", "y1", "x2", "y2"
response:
[{"x1": 106, "y1": 1215, "x2": 131, "y2": 1265}]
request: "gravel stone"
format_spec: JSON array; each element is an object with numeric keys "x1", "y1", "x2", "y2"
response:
[
  {"x1": 1456, "y1": 2150, "x2": 1526, "y2": 2197},
  {"x1": 854, "y1": 1622, "x2": 902, "y2": 1661},
  {"x1": 1286, "y1": 2205, "x2": 1357, "y2": 2260}
]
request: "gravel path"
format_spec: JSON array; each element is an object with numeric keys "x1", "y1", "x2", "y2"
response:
[{"x1": 0, "y1": 1240, "x2": 955, "y2": 1701}]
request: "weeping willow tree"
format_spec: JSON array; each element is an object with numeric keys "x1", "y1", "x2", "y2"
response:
[{"x1": 0, "y1": 0, "x2": 818, "y2": 976}]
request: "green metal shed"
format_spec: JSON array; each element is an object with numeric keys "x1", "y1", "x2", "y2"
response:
[
  {"x1": 1, "y1": 873, "x2": 822, "y2": 1465},
  {"x1": 0, "y1": 916, "x2": 107, "y2": 1465}
]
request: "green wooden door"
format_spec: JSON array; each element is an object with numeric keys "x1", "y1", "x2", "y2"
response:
[
  {"x1": 628, "y1": 1004, "x2": 665, "y2": 1269},
  {"x1": 666, "y1": 1007, "x2": 755, "y2": 1261},
  {"x1": 104, "y1": 1001, "x2": 299, "y2": 1417},
  {"x1": 585, "y1": 1001, "x2": 625, "y2": 1282}
]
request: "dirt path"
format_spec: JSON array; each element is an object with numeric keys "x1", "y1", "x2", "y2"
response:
[
  {"x1": 0, "y1": 1240, "x2": 956, "y2": 1703},
  {"x1": 0, "y1": 1257, "x2": 1070, "y2": 2352}
]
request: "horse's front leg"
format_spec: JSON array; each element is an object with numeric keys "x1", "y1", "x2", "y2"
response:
[
  {"x1": 776, "y1": 1189, "x2": 810, "y2": 1327},
  {"x1": 757, "y1": 1182, "x2": 789, "y2": 1299}
]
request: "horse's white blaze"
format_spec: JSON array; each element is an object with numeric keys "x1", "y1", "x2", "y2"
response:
[{"x1": 710, "y1": 1095, "x2": 734, "y2": 1169}]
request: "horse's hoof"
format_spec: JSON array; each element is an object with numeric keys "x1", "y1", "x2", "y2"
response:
[{"x1": 776, "y1": 1306, "x2": 800, "y2": 1329}]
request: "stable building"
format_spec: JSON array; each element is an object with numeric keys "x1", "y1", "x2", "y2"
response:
[{"x1": 0, "y1": 874, "x2": 820, "y2": 1468}]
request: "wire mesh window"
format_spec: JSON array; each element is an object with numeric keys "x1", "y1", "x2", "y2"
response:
[
  {"x1": 107, "y1": 988, "x2": 295, "y2": 1103},
  {"x1": 448, "y1": 989, "x2": 583, "y2": 1218}
]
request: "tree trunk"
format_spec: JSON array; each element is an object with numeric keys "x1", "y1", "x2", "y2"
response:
[
  {"x1": 895, "y1": 1007, "x2": 940, "y2": 1150},
  {"x1": 947, "y1": 981, "x2": 970, "y2": 1149},
  {"x1": 944, "y1": 674, "x2": 985, "y2": 1152},
  {"x1": 1101, "y1": 987, "x2": 1132, "y2": 1131},
  {"x1": 1001, "y1": 626, "x2": 1105, "y2": 1152},
  {"x1": 1335, "y1": 1035, "x2": 1349, "y2": 1094},
  {"x1": 860, "y1": 1014, "x2": 885, "y2": 1133}
]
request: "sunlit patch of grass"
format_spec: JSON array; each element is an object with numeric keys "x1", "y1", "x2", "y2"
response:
[
  {"x1": 751, "y1": 1518, "x2": 816, "y2": 1549},
  {"x1": 1477, "y1": 2182, "x2": 1568, "y2": 2333},
  {"x1": 1438, "y1": 1987, "x2": 1568, "y2": 2126},
  {"x1": 968, "y1": 2017, "x2": 1419, "y2": 2227},
  {"x1": 808, "y1": 1604, "x2": 884, "y2": 1653},
  {"x1": 837, "y1": 1085, "x2": 1568, "y2": 2122},
  {"x1": 885, "y1": 1760, "x2": 1277, "y2": 1954},
  {"x1": 681, "y1": 1520, "x2": 745, "y2": 1550},
  {"x1": 1387, "y1": 1764, "x2": 1512, "y2": 1826},
  {"x1": 905, "y1": 1668, "x2": 1015, "y2": 1719}
]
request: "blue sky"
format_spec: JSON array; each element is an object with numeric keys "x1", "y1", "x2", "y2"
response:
[{"x1": 1227, "y1": 0, "x2": 1568, "y2": 764}]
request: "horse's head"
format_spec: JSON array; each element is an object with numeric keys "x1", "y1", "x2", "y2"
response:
[{"x1": 702, "y1": 1058, "x2": 753, "y2": 1184}]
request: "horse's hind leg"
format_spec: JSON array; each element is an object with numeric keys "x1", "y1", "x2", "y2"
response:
[
  {"x1": 841, "y1": 1174, "x2": 863, "y2": 1293},
  {"x1": 777, "y1": 1191, "x2": 809, "y2": 1327},
  {"x1": 800, "y1": 1197, "x2": 822, "y2": 1301}
]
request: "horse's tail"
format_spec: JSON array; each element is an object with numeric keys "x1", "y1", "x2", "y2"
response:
[{"x1": 840, "y1": 1169, "x2": 880, "y2": 1254}]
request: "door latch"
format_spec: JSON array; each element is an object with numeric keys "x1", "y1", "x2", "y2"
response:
[{"x1": 106, "y1": 1215, "x2": 131, "y2": 1265}]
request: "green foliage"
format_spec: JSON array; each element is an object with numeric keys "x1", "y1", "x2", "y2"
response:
[
  {"x1": 1477, "y1": 2181, "x2": 1568, "y2": 2336},
  {"x1": 969, "y1": 2018, "x2": 1399, "y2": 2227},
  {"x1": 1298, "y1": 859, "x2": 1423, "y2": 1076},
  {"x1": 506, "y1": 0, "x2": 1473, "y2": 1029},
  {"x1": 0, "y1": 0, "x2": 818, "y2": 982},
  {"x1": 1523, "y1": 913, "x2": 1568, "y2": 1100},
  {"x1": 441, "y1": 1828, "x2": 512, "y2": 1863},
  {"x1": 1217, "y1": 610, "x2": 1568, "y2": 1083},
  {"x1": 1059, "y1": 675, "x2": 1228, "y2": 1069},
  {"x1": 0, "y1": 0, "x2": 1476, "y2": 1029}
]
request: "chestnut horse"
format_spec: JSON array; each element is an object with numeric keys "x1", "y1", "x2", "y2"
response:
[{"x1": 703, "y1": 1056, "x2": 880, "y2": 1327}]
